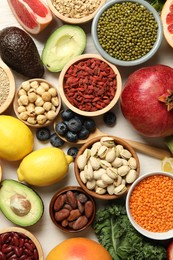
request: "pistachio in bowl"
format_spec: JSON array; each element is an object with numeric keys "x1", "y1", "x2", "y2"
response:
[{"x1": 74, "y1": 136, "x2": 140, "y2": 200}]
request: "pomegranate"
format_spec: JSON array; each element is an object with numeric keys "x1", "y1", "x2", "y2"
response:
[{"x1": 120, "y1": 64, "x2": 173, "y2": 137}]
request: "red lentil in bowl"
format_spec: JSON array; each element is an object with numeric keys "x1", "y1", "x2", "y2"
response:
[
  {"x1": 126, "y1": 171, "x2": 173, "y2": 240},
  {"x1": 58, "y1": 54, "x2": 122, "y2": 117}
]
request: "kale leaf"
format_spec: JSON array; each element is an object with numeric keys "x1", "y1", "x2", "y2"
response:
[
  {"x1": 144, "y1": 0, "x2": 166, "y2": 12},
  {"x1": 92, "y1": 201, "x2": 166, "y2": 260}
]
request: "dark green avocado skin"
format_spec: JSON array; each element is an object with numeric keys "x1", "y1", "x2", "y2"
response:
[{"x1": 0, "y1": 26, "x2": 44, "y2": 78}]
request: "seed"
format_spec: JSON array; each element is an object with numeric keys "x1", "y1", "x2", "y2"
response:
[
  {"x1": 97, "y1": 1, "x2": 158, "y2": 61},
  {"x1": 52, "y1": 0, "x2": 102, "y2": 19},
  {"x1": 0, "y1": 67, "x2": 10, "y2": 106}
]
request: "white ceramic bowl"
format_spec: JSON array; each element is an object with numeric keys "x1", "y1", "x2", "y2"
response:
[
  {"x1": 126, "y1": 171, "x2": 173, "y2": 240},
  {"x1": 92, "y1": 0, "x2": 163, "y2": 66}
]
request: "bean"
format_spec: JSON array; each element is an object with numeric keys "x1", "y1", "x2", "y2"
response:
[
  {"x1": 2, "y1": 244, "x2": 13, "y2": 253},
  {"x1": 0, "y1": 232, "x2": 39, "y2": 260},
  {"x1": 0, "y1": 251, "x2": 6, "y2": 260},
  {"x1": 24, "y1": 242, "x2": 34, "y2": 251},
  {"x1": 33, "y1": 248, "x2": 39, "y2": 259},
  {"x1": 53, "y1": 190, "x2": 94, "y2": 231},
  {"x1": 14, "y1": 246, "x2": 23, "y2": 257},
  {"x1": 12, "y1": 235, "x2": 19, "y2": 246},
  {"x1": 19, "y1": 238, "x2": 25, "y2": 247}
]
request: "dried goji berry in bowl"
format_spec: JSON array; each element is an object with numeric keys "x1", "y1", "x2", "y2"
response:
[{"x1": 58, "y1": 54, "x2": 122, "y2": 117}]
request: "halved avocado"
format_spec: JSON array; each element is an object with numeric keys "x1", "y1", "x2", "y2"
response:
[
  {"x1": 0, "y1": 179, "x2": 44, "y2": 227},
  {"x1": 41, "y1": 25, "x2": 86, "y2": 72}
]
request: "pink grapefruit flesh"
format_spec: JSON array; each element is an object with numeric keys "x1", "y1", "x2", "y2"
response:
[{"x1": 7, "y1": 0, "x2": 52, "y2": 34}]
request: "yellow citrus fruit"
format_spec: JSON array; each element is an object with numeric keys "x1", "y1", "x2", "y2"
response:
[
  {"x1": 46, "y1": 237, "x2": 112, "y2": 260},
  {"x1": 161, "y1": 157, "x2": 173, "y2": 173},
  {"x1": 17, "y1": 147, "x2": 73, "y2": 186},
  {"x1": 0, "y1": 115, "x2": 34, "y2": 161}
]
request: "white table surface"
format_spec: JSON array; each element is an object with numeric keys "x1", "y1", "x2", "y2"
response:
[{"x1": 0, "y1": 0, "x2": 172, "y2": 258}]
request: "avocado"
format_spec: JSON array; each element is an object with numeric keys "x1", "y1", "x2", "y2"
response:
[
  {"x1": 41, "y1": 25, "x2": 86, "y2": 72},
  {"x1": 0, "y1": 26, "x2": 44, "y2": 78},
  {"x1": 0, "y1": 179, "x2": 44, "y2": 227}
]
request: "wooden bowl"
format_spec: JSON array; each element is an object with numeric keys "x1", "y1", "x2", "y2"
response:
[
  {"x1": 0, "y1": 59, "x2": 15, "y2": 114},
  {"x1": 13, "y1": 78, "x2": 61, "y2": 128},
  {"x1": 58, "y1": 54, "x2": 122, "y2": 117},
  {"x1": 74, "y1": 135, "x2": 140, "y2": 200},
  {"x1": 49, "y1": 186, "x2": 96, "y2": 233},
  {"x1": 47, "y1": 0, "x2": 106, "y2": 24},
  {"x1": 0, "y1": 226, "x2": 44, "y2": 259}
]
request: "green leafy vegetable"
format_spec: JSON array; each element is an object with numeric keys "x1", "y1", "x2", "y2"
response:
[
  {"x1": 145, "y1": 0, "x2": 166, "y2": 12},
  {"x1": 92, "y1": 200, "x2": 166, "y2": 260}
]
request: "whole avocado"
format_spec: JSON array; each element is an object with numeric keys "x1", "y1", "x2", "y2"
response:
[{"x1": 0, "y1": 26, "x2": 44, "y2": 78}]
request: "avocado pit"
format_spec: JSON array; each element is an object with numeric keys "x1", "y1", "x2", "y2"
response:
[{"x1": 10, "y1": 193, "x2": 31, "y2": 216}]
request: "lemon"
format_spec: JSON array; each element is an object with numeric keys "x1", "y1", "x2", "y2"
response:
[
  {"x1": 161, "y1": 157, "x2": 173, "y2": 173},
  {"x1": 17, "y1": 147, "x2": 73, "y2": 186},
  {"x1": 0, "y1": 115, "x2": 34, "y2": 161}
]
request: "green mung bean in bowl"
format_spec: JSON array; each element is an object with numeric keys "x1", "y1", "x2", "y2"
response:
[{"x1": 91, "y1": 0, "x2": 163, "y2": 66}]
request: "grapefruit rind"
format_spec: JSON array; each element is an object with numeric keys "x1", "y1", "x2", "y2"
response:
[
  {"x1": 161, "y1": 0, "x2": 173, "y2": 48},
  {"x1": 7, "y1": 0, "x2": 52, "y2": 34}
]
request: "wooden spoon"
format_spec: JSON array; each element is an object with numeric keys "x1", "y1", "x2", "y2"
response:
[{"x1": 54, "y1": 119, "x2": 171, "y2": 160}]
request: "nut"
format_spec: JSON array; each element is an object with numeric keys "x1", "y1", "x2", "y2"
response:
[{"x1": 77, "y1": 136, "x2": 139, "y2": 196}]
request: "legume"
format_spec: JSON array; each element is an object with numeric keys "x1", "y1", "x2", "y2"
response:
[
  {"x1": 0, "y1": 67, "x2": 10, "y2": 106},
  {"x1": 97, "y1": 2, "x2": 158, "y2": 61},
  {"x1": 0, "y1": 231, "x2": 39, "y2": 259},
  {"x1": 63, "y1": 58, "x2": 117, "y2": 112},
  {"x1": 52, "y1": 0, "x2": 101, "y2": 19},
  {"x1": 16, "y1": 80, "x2": 60, "y2": 125},
  {"x1": 52, "y1": 190, "x2": 95, "y2": 230},
  {"x1": 129, "y1": 174, "x2": 173, "y2": 232}
]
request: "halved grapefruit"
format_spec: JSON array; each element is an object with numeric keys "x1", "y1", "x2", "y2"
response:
[
  {"x1": 7, "y1": 0, "x2": 53, "y2": 34},
  {"x1": 161, "y1": 0, "x2": 173, "y2": 48}
]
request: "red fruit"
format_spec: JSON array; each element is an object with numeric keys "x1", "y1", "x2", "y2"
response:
[
  {"x1": 120, "y1": 64, "x2": 173, "y2": 137},
  {"x1": 167, "y1": 240, "x2": 173, "y2": 260},
  {"x1": 161, "y1": 0, "x2": 173, "y2": 48},
  {"x1": 7, "y1": 0, "x2": 52, "y2": 34}
]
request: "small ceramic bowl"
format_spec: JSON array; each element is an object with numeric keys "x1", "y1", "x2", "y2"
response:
[
  {"x1": 0, "y1": 59, "x2": 15, "y2": 114},
  {"x1": 13, "y1": 78, "x2": 61, "y2": 128},
  {"x1": 74, "y1": 135, "x2": 140, "y2": 200},
  {"x1": 58, "y1": 54, "x2": 122, "y2": 117},
  {"x1": 92, "y1": 0, "x2": 163, "y2": 66},
  {"x1": 49, "y1": 186, "x2": 96, "y2": 233},
  {"x1": 0, "y1": 226, "x2": 44, "y2": 259},
  {"x1": 126, "y1": 171, "x2": 173, "y2": 240},
  {"x1": 47, "y1": 0, "x2": 106, "y2": 24}
]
